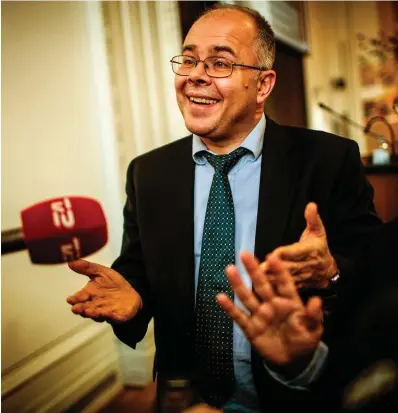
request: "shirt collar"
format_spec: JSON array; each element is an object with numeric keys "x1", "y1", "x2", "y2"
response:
[{"x1": 192, "y1": 114, "x2": 266, "y2": 164}]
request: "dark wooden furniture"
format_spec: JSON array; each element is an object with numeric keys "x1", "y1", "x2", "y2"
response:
[{"x1": 363, "y1": 161, "x2": 398, "y2": 222}]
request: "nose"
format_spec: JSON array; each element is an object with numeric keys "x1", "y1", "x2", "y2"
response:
[{"x1": 188, "y1": 60, "x2": 211, "y2": 85}]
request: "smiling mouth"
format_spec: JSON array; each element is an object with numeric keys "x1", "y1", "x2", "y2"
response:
[{"x1": 188, "y1": 96, "x2": 220, "y2": 105}]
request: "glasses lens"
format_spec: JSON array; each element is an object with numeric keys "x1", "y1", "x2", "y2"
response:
[
  {"x1": 171, "y1": 55, "x2": 196, "y2": 75},
  {"x1": 205, "y1": 57, "x2": 232, "y2": 77},
  {"x1": 170, "y1": 55, "x2": 233, "y2": 77}
]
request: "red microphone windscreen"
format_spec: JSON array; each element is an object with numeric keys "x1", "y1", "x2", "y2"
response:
[{"x1": 21, "y1": 196, "x2": 108, "y2": 264}]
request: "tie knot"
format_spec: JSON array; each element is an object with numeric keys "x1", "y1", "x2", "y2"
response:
[{"x1": 201, "y1": 147, "x2": 249, "y2": 174}]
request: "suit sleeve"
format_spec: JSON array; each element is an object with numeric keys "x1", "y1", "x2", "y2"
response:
[
  {"x1": 327, "y1": 139, "x2": 382, "y2": 279},
  {"x1": 304, "y1": 139, "x2": 382, "y2": 315},
  {"x1": 110, "y1": 159, "x2": 153, "y2": 348}
]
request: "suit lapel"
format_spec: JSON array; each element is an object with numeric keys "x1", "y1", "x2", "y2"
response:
[
  {"x1": 254, "y1": 119, "x2": 305, "y2": 260},
  {"x1": 161, "y1": 137, "x2": 196, "y2": 324}
]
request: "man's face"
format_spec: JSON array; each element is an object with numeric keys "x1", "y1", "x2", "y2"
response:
[{"x1": 175, "y1": 10, "x2": 267, "y2": 142}]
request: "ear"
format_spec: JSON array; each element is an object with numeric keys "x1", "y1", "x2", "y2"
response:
[{"x1": 257, "y1": 70, "x2": 276, "y2": 105}]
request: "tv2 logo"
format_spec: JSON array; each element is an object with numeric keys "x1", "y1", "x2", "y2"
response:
[
  {"x1": 51, "y1": 198, "x2": 81, "y2": 260},
  {"x1": 51, "y1": 197, "x2": 75, "y2": 229},
  {"x1": 61, "y1": 237, "x2": 81, "y2": 261}
]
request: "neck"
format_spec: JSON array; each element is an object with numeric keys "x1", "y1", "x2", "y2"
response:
[{"x1": 201, "y1": 135, "x2": 246, "y2": 154}]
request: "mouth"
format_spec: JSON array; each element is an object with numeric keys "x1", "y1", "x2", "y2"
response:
[{"x1": 186, "y1": 95, "x2": 221, "y2": 107}]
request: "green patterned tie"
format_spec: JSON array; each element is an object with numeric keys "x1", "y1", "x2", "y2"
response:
[{"x1": 195, "y1": 147, "x2": 249, "y2": 408}]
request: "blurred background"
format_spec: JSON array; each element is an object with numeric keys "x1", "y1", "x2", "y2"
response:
[{"x1": 1, "y1": 1, "x2": 397, "y2": 412}]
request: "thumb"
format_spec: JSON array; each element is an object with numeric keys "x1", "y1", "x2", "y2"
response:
[
  {"x1": 304, "y1": 202, "x2": 325, "y2": 236},
  {"x1": 68, "y1": 259, "x2": 107, "y2": 278}
]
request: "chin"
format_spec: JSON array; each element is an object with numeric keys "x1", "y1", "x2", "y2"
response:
[{"x1": 184, "y1": 119, "x2": 217, "y2": 138}]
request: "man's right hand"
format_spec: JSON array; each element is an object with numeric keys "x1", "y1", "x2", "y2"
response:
[{"x1": 67, "y1": 259, "x2": 142, "y2": 324}]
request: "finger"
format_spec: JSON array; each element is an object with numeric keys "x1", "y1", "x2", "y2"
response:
[
  {"x1": 217, "y1": 293, "x2": 251, "y2": 333},
  {"x1": 68, "y1": 259, "x2": 107, "y2": 278},
  {"x1": 71, "y1": 302, "x2": 88, "y2": 315},
  {"x1": 259, "y1": 260, "x2": 268, "y2": 272},
  {"x1": 291, "y1": 271, "x2": 314, "y2": 283},
  {"x1": 273, "y1": 242, "x2": 312, "y2": 262},
  {"x1": 240, "y1": 251, "x2": 274, "y2": 301},
  {"x1": 258, "y1": 260, "x2": 281, "y2": 290},
  {"x1": 71, "y1": 302, "x2": 113, "y2": 321},
  {"x1": 76, "y1": 297, "x2": 114, "y2": 310},
  {"x1": 250, "y1": 303, "x2": 274, "y2": 333},
  {"x1": 225, "y1": 263, "x2": 260, "y2": 313},
  {"x1": 295, "y1": 278, "x2": 319, "y2": 291},
  {"x1": 266, "y1": 255, "x2": 301, "y2": 301},
  {"x1": 67, "y1": 289, "x2": 91, "y2": 305},
  {"x1": 86, "y1": 305, "x2": 120, "y2": 322},
  {"x1": 306, "y1": 296, "x2": 323, "y2": 330},
  {"x1": 287, "y1": 297, "x2": 323, "y2": 336},
  {"x1": 70, "y1": 300, "x2": 103, "y2": 314},
  {"x1": 283, "y1": 260, "x2": 319, "y2": 277},
  {"x1": 304, "y1": 202, "x2": 325, "y2": 236},
  {"x1": 83, "y1": 307, "x2": 107, "y2": 322}
]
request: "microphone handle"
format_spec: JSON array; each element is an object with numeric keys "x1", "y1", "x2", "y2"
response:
[{"x1": 1, "y1": 228, "x2": 26, "y2": 254}]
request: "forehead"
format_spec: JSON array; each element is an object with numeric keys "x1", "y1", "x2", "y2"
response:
[{"x1": 183, "y1": 10, "x2": 257, "y2": 58}]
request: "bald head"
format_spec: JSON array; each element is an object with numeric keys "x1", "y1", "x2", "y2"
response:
[{"x1": 194, "y1": 4, "x2": 276, "y2": 70}]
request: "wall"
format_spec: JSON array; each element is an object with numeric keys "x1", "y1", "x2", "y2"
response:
[
  {"x1": 304, "y1": 1, "x2": 364, "y2": 148},
  {"x1": 102, "y1": 0, "x2": 188, "y2": 193},
  {"x1": 304, "y1": 1, "x2": 397, "y2": 155},
  {"x1": 1, "y1": 1, "x2": 124, "y2": 411}
]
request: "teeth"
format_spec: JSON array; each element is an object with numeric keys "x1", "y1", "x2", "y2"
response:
[{"x1": 189, "y1": 97, "x2": 218, "y2": 105}]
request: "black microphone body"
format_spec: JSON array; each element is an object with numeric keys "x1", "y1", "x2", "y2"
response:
[{"x1": 1, "y1": 228, "x2": 25, "y2": 254}]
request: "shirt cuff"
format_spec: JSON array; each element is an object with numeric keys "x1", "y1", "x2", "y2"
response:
[{"x1": 263, "y1": 341, "x2": 329, "y2": 390}]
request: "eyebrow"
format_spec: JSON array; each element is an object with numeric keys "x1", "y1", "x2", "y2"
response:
[
  {"x1": 210, "y1": 45, "x2": 237, "y2": 58},
  {"x1": 181, "y1": 44, "x2": 238, "y2": 59},
  {"x1": 182, "y1": 44, "x2": 196, "y2": 54}
]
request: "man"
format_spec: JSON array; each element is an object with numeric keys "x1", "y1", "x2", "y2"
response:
[{"x1": 67, "y1": 4, "x2": 381, "y2": 412}]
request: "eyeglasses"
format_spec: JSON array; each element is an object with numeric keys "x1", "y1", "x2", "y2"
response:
[{"x1": 170, "y1": 55, "x2": 267, "y2": 78}]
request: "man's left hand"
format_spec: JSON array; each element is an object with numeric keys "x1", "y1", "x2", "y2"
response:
[
  {"x1": 218, "y1": 252, "x2": 323, "y2": 366},
  {"x1": 269, "y1": 202, "x2": 338, "y2": 289}
]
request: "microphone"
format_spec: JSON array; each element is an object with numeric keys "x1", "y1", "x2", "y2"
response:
[
  {"x1": 318, "y1": 102, "x2": 398, "y2": 161},
  {"x1": 317, "y1": 102, "x2": 381, "y2": 140},
  {"x1": 1, "y1": 196, "x2": 108, "y2": 264}
]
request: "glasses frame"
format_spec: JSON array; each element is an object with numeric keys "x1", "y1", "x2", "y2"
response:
[{"x1": 170, "y1": 55, "x2": 268, "y2": 78}]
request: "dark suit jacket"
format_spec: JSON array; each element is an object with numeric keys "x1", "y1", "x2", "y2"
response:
[
  {"x1": 111, "y1": 118, "x2": 381, "y2": 410},
  {"x1": 317, "y1": 218, "x2": 398, "y2": 413}
]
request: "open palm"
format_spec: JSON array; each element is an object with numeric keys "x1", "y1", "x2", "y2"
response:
[
  {"x1": 217, "y1": 252, "x2": 323, "y2": 365},
  {"x1": 271, "y1": 202, "x2": 338, "y2": 289},
  {"x1": 67, "y1": 259, "x2": 142, "y2": 324}
]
